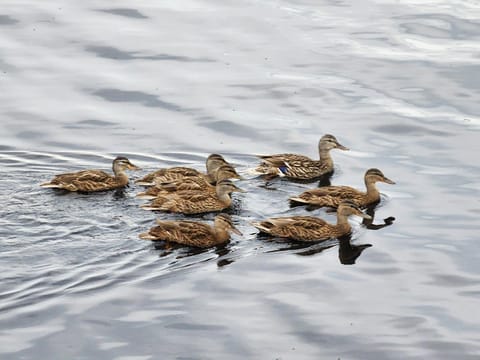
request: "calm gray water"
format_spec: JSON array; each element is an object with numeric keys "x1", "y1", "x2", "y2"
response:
[{"x1": 1, "y1": 1, "x2": 480, "y2": 359}]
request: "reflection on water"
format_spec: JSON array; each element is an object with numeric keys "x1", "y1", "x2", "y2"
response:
[{"x1": 1, "y1": 0, "x2": 480, "y2": 359}]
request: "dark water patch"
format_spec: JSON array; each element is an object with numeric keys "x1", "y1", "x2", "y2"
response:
[
  {"x1": 427, "y1": 274, "x2": 479, "y2": 287},
  {"x1": 0, "y1": 15, "x2": 19, "y2": 26},
  {"x1": 397, "y1": 14, "x2": 480, "y2": 40},
  {"x1": 199, "y1": 120, "x2": 262, "y2": 139},
  {"x1": 63, "y1": 119, "x2": 118, "y2": 129},
  {"x1": 97, "y1": 8, "x2": 148, "y2": 19},
  {"x1": 415, "y1": 340, "x2": 480, "y2": 360},
  {"x1": 438, "y1": 65, "x2": 480, "y2": 93},
  {"x1": 458, "y1": 290, "x2": 480, "y2": 298},
  {"x1": 85, "y1": 45, "x2": 214, "y2": 62},
  {"x1": 43, "y1": 140, "x2": 99, "y2": 150},
  {"x1": 389, "y1": 316, "x2": 427, "y2": 329},
  {"x1": 16, "y1": 130, "x2": 46, "y2": 140},
  {"x1": 373, "y1": 124, "x2": 452, "y2": 137},
  {"x1": 91, "y1": 88, "x2": 192, "y2": 112}
]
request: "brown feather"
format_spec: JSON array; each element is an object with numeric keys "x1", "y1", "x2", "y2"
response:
[
  {"x1": 289, "y1": 168, "x2": 395, "y2": 208},
  {"x1": 139, "y1": 214, "x2": 240, "y2": 248},
  {"x1": 252, "y1": 201, "x2": 370, "y2": 242},
  {"x1": 254, "y1": 134, "x2": 348, "y2": 180},
  {"x1": 40, "y1": 157, "x2": 138, "y2": 192}
]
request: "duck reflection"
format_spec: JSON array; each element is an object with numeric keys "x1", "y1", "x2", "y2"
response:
[
  {"x1": 152, "y1": 239, "x2": 236, "y2": 268},
  {"x1": 261, "y1": 233, "x2": 337, "y2": 256},
  {"x1": 337, "y1": 234, "x2": 372, "y2": 265},
  {"x1": 362, "y1": 202, "x2": 395, "y2": 230},
  {"x1": 259, "y1": 233, "x2": 372, "y2": 265}
]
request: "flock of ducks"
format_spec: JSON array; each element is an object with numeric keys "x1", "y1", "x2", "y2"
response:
[{"x1": 40, "y1": 134, "x2": 395, "y2": 249}]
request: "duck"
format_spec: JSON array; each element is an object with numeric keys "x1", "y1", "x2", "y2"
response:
[
  {"x1": 136, "y1": 164, "x2": 241, "y2": 199},
  {"x1": 139, "y1": 214, "x2": 242, "y2": 248},
  {"x1": 289, "y1": 168, "x2": 395, "y2": 208},
  {"x1": 40, "y1": 156, "x2": 140, "y2": 192},
  {"x1": 135, "y1": 153, "x2": 230, "y2": 186},
  {"x1": 251, "y1": 201, "x2": 371, "y2": 242},
  {"x1": 140, "y1": 179, "x2": 245, "y2": 214},
  {"x1": 253, "y1": 134, "x2": 349, "y2": 180}
]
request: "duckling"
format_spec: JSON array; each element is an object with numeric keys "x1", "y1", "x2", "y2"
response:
[
  {"x1": 136, "y1": 164, "x2": 241, "y2": 199},
  {"x1": 139, "y1": 214, "x2": 242, "y2": 248},
  {"x1": 253, "y1": 134, "x2": 348, "y2": 180},
  {"x1": 40, "y1": 156, "x2": 140, "y2": 192},
  {"x1": 135, "y1": 153, "x2": 229, "y2": 186},
  {"x1": 140, "y1": 179, "x2": 245, "y2": 214},
  {"x1": 251, "y1": 201, "x2": 371, "y2": 242},
  {"x1": 289, "y1": 168, "x2": 395, "y2": 208}
]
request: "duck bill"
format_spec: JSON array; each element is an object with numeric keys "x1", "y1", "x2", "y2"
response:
[
  {"x1": 358, "y1": 213, "x2": 372, "y2": 220},
  {"x1": 382, "y1": 177, "x2": 395, "y2": 185},
  {"x1": 336, "y1": 143, "x2": 349, "y2": 151},
  {"x1": 234, "y1": 187, "x2": 247, "y2": 193},
  {"x1": 230, "y1": 226, "x2": 243, "y2": 236},
  {"x1": 128, "y1": 163, "x2": 141, "y2": 170}
]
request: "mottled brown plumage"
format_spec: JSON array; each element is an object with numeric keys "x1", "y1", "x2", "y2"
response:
[
  {"x1": 40, "y1": 157, "x2": 140, "y2": 192},
  {"x1": 289, "y1": 168, "x2": 395, "y2": 208},
  {"x1": 139, "y1": 214, "x2": 242, "y2": 248},
  {"x1": 136, "y1": 164, "x2": 241, "y2": 199},
  {"x1": 140, "y1": 180, "x2": 245, "y2": 214},
  {"x1": 254, "y1": 134, "x2": 349, "y2": 180},
  {"x1": 135, "y1": 166, "x2": 202, "y2": 186},
  {"x1": 135, "y1": 153, "x2": 229, "y2": 186},
  {"x1": 251, "y1": 201, "x2": 371, "y2": 242}
]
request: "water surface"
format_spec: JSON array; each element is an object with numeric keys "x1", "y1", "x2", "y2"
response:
[{"x1": 1, "y1": 1, "x2": 479, "y2": 359}]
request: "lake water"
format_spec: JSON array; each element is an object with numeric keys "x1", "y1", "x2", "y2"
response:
[{"x1": 1, "y1": 1, "x2": 479, "y2": 359}]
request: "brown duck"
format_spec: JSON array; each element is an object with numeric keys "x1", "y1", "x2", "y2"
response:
[
  {"x1": 139, "y1": 214, "x2": 242, "y2": 248},
  {"x1": 40, "y1": 156, "x2": 140, "y2": 192},
  {"x1": 289, "y1": 168, "x2": 395, "y2": 208},
  {"x1": 253, "y1": 134, "x2": 348, "y2": 180},
  {"x1": 140, "y1": 179, "x2": 245, "y2": 214},
  {"x1": 251, "y1": 201, "x2": 371, "y2": 242},
  {"x1": 135, "y1": 153, "x2": 230, "y2": 186},
  {"x1": 136, "y1": 164, "x2": 241, "y2": 199}
]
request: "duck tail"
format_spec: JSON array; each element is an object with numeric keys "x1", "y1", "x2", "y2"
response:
[
  {"x1": 139, "y1": 232, "x2": 157, "y2": 240},
  {"x1": 250, "y1": 221, "x2": 273, "y2": 234},
  {"x1": 289, "y1": 196, "x2": 310, "y2": 204}
]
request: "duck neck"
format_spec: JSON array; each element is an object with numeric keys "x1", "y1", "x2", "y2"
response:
[
  {"x1": 319, "y1": 148, "x2": 333, "y2": 167},
  {"x1": 336, "y1": 213, "x2": 352, "y2": 233},
  {"x1": 113, "y1": 166, "x2": 129, "y2": 186},
  {"x1": 216, "y1": 188, "x2": 233, "y2": 206},
  {"x1": 364, "y1": 178, "x2": 380, "y2": 203},
  {"x1": 214, "y1": 226, "x2": 230, "y2": 243}
]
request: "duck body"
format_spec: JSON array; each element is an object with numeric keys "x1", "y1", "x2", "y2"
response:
[
  {"x1": 254, "y1": 134, "x2": 348, "y2": 181},
  {"x1": 135, "y1": 166, "x2": 203, "y2": 186},
  {"x1": 140, "y1": 179, "x2": 244, "y2": 214},
  {"x1": 256, "y1": 154, "x2": 332, "y2": 180},
  {"x1": 139, "y1": 214, "x2": 242, "y2": 248},
  {"x1": 252, "y1": 201, "x2": 371, "y2": 242},
  {"x1": 136, "y1": 164, "x2": 240, "y2": 199},
  {"x1": 40, "y1": 157, "x2": 140, "y2": 192},
  {"x1": 290, "y1": 168, "x2": 395, "y2": 208},
  {"x1": 135, "y1": 154, "x2": 239, "y2": 186}
]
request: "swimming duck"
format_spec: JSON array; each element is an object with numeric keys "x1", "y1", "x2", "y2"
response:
[
  {"x1": 136, "y1": 164, "x2": 241, "y2": 199},
  {"x1": 289, "y1": 168, "x2": 395, "y2": 208},
  {"x1": 140, "y1": 179, "x2": 245, "y2": 214},
  {"x1": 40, "y1": 156, "x2": 140, "y2": 192},
  {"x1": 135, "y1": 153, "x2": 229, "y2": 186},
  {"x1": 251, "y1": 201, "x2": 371, "y2": 242},
  {"x1": 254, "y1": 134, "x2": 348, "y2": 180},
  {"x1": 139, "y1": 213, "x2": 242, "y2": 248}
]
